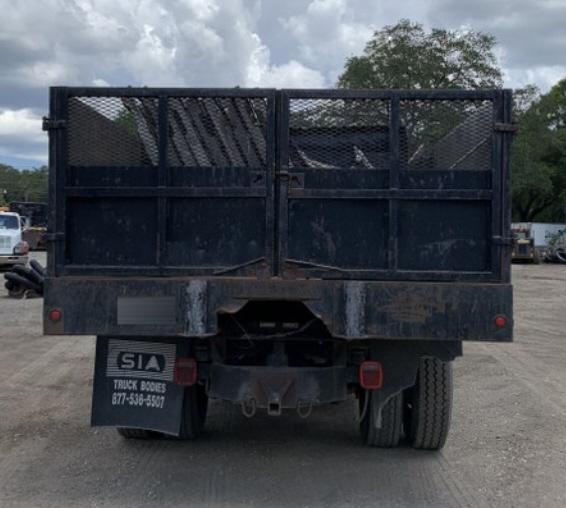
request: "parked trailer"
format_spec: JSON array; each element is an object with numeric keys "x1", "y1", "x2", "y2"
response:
[
  {"x1": 512, "y1": 222, "x2": 566, "y2": 261},
  {"x1": 43, "y1": 87, "x2": 514, "y2": 450}
]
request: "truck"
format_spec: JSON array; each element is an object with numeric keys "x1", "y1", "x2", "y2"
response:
[
  {"x1": 0, "y1": 211, "x2": 29, "y2": 270},
  {"x1": 511, "y1": 225, "x2": 539, "y2": 263},
  {"x1": 512, "y1": 222, "x2": 566, "y2": 262},
  {"x1": 42, "y1": 87, "x2": 514, "y2": 450},
  {"x1": 9, "y1": 201, "x2": 48, "y2": 251}
]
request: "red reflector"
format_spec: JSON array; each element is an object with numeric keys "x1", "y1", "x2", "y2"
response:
[
  {"x1": 49, "y1": 309, "x2": 62, "y2": 322},
  {"x1": 174, "y1": 358, "x2": 197, "y2": 386},
  {"x1": 494, "y1": 315, "x2": 507, "y2": 329},
  {"x1": 359, "y1": 361, "x2": 383, "y2": 390}
]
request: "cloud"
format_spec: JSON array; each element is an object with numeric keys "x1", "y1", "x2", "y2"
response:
[
  {"x1": 0, "y1": 108, "x2": 47, "y2": 162},
  {"x1": 246, "y1": 41, "x2": 325, "y2": 88},
  {"x1": 0, "y1": 108, "x2": 45, "y2": 145}
]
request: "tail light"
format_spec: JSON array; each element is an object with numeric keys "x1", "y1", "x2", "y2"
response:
[
  {"x1": 174, "y1": 357, "x2": 197, "y2": 386},
  {"x1": 48, "y1": 308, "x2": 62, "y2": 322},
  {"x1": 494, "y1": 315, "x2": 508, "y2": 329},
  {"x1": 359, "y1": 361, "x2": 383, "y2": 390}
]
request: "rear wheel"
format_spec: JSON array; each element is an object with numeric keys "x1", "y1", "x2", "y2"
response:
[
  {"x1": 177, "y1": 384, "x2": 208, "y2": 440},
  {"x1": 359, "y1": 389, "x2": 403, "y2": 448},
  {"x1": 405, "y1": 357, "x2": 453, "y2": 450}
]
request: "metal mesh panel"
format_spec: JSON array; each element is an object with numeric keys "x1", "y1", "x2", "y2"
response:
[
  {"x1": 400, "y1": 99, "x2": 493, "y2": 171},
  {"x1": 167, "y1": 97, "x2": 268, "y2": 167},
  {"x1": 288, "y1": 99, "x2": 390, "y2": 169},
  {"x1": 68, "y1": 97, "x2": 158, "y2": 166}
]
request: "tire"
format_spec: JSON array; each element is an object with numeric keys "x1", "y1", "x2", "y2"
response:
[
  {"x1": 359, "y1": 389, "x2": 403, "y2": 448},
  {"x1": 177, "y1": 384, "x2": 208, "y2": 440},
  {"x1": 405, "y1": 357, "x2": 453, "y2": 451},
  {"x1": 117, "y1": 427, "x2": 154, "y2": 439}
]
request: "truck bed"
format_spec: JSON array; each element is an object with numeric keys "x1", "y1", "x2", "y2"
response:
[{"x1": 44, "y1": 87, "x2": 513, "y2": 341}]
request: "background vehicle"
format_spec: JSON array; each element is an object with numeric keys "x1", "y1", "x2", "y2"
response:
[
  {"x1": 9, "y1": 202, "x2": 48, "y2": 251},
  {"x1": 511, "y1": 226, "x2": 539, "y2": 263},
  {"x1": 0, "y1": 211, "x2": 29, "y2": 270},
  {"x1": 512, "y1": 222, "x2": 566, "y2": 262},
  {"x1": 43, "y1": 87, "x2": 514, "y2": 450}
]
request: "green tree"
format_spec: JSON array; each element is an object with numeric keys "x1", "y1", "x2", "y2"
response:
[
  {"x1": 512, "y1": 79, "x2": 566, "y2": 221},
  {"x1": 338, "y1": 19, "x2": 502, "y2": 90},
  {"x1": 0, "y1": 164, "x2": 48, "y2": 205}
]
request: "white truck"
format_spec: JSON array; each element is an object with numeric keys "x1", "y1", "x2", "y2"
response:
[{"x1": 0, "y1": 212, "x2": 29, "y2": 270}]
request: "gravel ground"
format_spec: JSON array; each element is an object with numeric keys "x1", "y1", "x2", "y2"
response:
[{"x1": 0, "y1": 253, "x2": 565, "y2": 507}]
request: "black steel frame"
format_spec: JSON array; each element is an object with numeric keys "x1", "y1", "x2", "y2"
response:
[{"x1": 47, "y1": 87, "x2": 513, "y2": 283}]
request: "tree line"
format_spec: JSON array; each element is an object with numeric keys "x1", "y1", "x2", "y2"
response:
[{"x1": 0, "y1": 164, "x2": 48, "y2": 206}]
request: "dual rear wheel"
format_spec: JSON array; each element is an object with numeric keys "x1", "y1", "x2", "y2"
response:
[{"x1": 360, "y1": 357, "x2": 453, "y2": 450}]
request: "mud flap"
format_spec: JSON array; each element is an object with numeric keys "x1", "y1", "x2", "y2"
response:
[{"x1": 91, "y1": 337, "x2": 187, "y2": 436}]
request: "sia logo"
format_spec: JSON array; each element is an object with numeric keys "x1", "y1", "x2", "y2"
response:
[{"x1": 117, "y1": 352, "x2": 166, "y2": 373}]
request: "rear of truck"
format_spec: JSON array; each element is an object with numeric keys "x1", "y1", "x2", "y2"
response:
[{"x1": 43, "y1": 87, "x2": 514, "y2": 449}]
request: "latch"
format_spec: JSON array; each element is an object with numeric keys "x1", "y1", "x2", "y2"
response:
[
  {"x1": 42, "y1": 117, "x2": 66, "y2": 131},
  {"x1": 494, "y1": 122, "x2": 518, "y2": 133}
]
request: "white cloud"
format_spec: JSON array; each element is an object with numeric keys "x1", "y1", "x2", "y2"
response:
[
  {"x1": 504, "y1": 65, "x2": 566, "y2": 91},
  {"x1": 246, "y1": 41, "x2": 325, "y2": 88},
  {"x1": 0, "y1": 108, "x2": 44, "y2": 144},
  {"x1": 281, "y1": 0, "x2": 374, "y2": 83},
  {"x1": 0, "y1": 108, "x2": 46, "y2": 163}
]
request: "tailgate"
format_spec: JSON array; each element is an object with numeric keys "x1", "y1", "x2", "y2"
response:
[{"x1": 45, "y1": 88, "x2": 513, "y2": 283}]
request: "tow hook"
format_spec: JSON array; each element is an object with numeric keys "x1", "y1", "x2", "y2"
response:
[
  {"x1": 241, "y1": 396, "x2": 256, "y2": 418},
  {"x1": 297, "y1": 399, "x2": 313, "y2": 418}
]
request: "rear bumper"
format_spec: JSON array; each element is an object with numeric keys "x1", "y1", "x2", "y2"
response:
[
  {"x1": 0, "y1": 255, "x2": 27, "y2": 268},
  {"x1": 44, "y1": 277, "x2": 513, "y2": 341}
]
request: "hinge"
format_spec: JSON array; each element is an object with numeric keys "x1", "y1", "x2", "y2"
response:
[
  {"x1": 494, "y1": 122, "x2": 518, "y2": 133},
  {"x1": 492, "y1": 236, "x2": 513, "y2": 246},
  {"x1": 42, "y1": 117, "x2": 66, "y2": 131}
]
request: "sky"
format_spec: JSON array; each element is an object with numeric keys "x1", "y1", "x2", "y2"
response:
[{"x1": 1, "y1": 0, "x2": 565, "y2": 169}]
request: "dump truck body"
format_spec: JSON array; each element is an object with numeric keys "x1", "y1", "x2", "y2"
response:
[{"x1": 43, "y1": 87, "x2": 514, "y2": 448}]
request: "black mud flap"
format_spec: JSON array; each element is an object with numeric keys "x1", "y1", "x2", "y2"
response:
[{"x1": 91, "y1": 337, "x2": 187, "y2": 436}]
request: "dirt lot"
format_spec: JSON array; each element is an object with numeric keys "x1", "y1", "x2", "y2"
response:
[{"x1": 1, "y1": 253, "x2": 565, "y2": 507}]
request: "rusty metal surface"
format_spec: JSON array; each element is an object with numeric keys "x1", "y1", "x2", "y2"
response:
[{"x1": 44, "y1": 276, "x2": 512, "y2": 342}]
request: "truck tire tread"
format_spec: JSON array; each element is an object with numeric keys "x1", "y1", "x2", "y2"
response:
[
  {"x1": 361, "y1": 390, "x2": 403, "y2": 448},
  {"x1": 410, "y1": 357, "x2": 452, "y2": 450}
]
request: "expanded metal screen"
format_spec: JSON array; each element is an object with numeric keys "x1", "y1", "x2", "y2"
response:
[
  {"x1": 49, "y1": 88, "x2": 512, "y2": 282},
  {"x1": 167, "y1": 97, "x2": 268, "y2": 168},
  {"x1": 289, "y1": 98, "x2": 390, "y2": 170},
  {"x1": 68, "y1": 96, "x2": 159, "y2": 166},
  {"x1": 399, "y1": 99, "x2": 494, "y2": 171}
]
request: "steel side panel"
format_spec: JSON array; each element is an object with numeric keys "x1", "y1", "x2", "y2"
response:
[{"x1": 44, "y1": 278, "x2": 512, "y2": 342}]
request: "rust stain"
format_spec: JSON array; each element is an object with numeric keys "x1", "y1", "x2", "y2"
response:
[{"x1": 377, "y1": 290, "x2": 446, "y2": 324}]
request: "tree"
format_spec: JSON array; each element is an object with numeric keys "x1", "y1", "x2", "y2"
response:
[
  {"x1": 512, "y1": 79, "x2": 566, "y2": 221},
  {"x1": 338, "y1": 19, "x2": 502, "y2": 90},
  {"x1": 0, "y1": 164, "x2": 48, "y2": 206}
]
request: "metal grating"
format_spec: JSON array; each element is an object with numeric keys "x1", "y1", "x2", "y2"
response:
[
  {"x1": 288, "y1": 98, "x2": 390, "y2": 169},
  {"x1": 399, "y1": 99, "x2": 493, "y2": 171},
  {"x1": 68, "y1": 96, "x2": 159, "y2": 167},
  {"x1": 167, "y1": 97, "x2": 268, "y2": 167}
]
